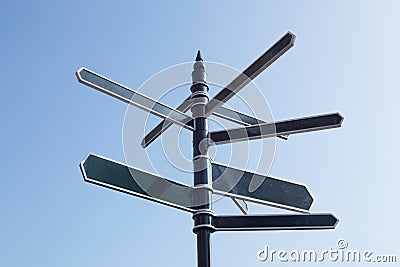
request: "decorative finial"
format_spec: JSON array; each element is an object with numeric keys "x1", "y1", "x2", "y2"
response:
[
  {"x1": 191, "y1": 50, "x2": 207, "y2": 86},
  {"x1": 196, "y1": 50, "x2": 203, "y2": 61}
]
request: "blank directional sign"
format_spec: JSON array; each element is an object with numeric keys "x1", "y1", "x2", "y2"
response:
[
  {"x1": 212, "y1": 214, "x2": 339, "y2": 231},
  {"x1": 205, "y1": 32, "x2": 296, "y2": 117},
  {"x1": 210, "y1": 113, "x2": 344, "y2": 145},
  {"x1": 212, "y1": 163, "x2": 313, "y2": 213},
  {"x1": 76, "y1": 68, "x2": 194, "y2": 131},
  {"x1": 80, "y1": 154, "x2": 195, "y2": 212}
]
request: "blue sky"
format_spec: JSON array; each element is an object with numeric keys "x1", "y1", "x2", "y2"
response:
[{"x1": 1, "y1": 1, "x2": 400, "y2": 266}]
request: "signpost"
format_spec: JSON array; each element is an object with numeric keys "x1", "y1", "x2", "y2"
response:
[{"x1": 76, "y1": 31, "x2": 344, "y2": 267}]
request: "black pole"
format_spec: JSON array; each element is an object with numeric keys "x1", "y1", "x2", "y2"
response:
[{"x1": 191, "y1": 51, "x2": 213, "y2": 267}]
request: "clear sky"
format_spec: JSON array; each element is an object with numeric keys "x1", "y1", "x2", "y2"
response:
[{"x1": 1, "y1": 1, "x2": 400, "y2": 266}]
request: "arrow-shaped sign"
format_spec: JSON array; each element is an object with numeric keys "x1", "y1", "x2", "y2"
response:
[
  {"x1": 80, "y1": 154, "x2": 195, "y2": 212},
  {"x1": 212, "y1": 214, "x2": 339, "y2": 231},
  {"x1": 210, "y1": 113, "x2": 344, "y2": 145},
  {"x1": 205, "y1": 32, "x2": 296, "y2": 117},
  {"x1": 76, "y1": 68, "x2": 194, "y2": 131},
  {"x1": 212, "y1": 162, "x2": 313, "y2": 213}
]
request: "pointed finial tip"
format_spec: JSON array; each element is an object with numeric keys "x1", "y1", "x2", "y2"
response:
[{"x1": 196, "y1": 50, "x2": 203, "y2": 61}]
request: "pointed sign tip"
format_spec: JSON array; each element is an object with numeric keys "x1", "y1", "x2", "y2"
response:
[
  {"x1": 287, "y1": 31, "x2": 296, "y2": 39},
  {"x1": 75, "y1": 67, "x2": 85, "y2": 82},
  {"x1": 79, "y1": 153, "x2": 93, "y2": 182},
  {"x1": 337, "y1": 113, "x2": 344, "y2": 124},
  {"x1": 332, "y1": 214, "x2": 340, "y2": 228}
]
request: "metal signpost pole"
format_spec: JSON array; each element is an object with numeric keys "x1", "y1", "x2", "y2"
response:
[{"x1": 191, "y1": 51, "x2": 212, "y2": 267}]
